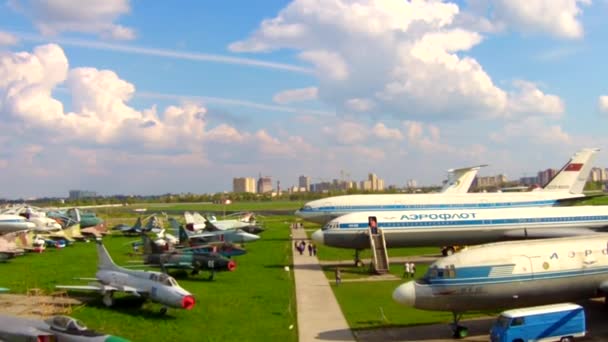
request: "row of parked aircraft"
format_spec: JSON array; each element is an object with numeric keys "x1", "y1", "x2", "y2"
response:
[{"x1": 296, "y1": 147, "x2": 608, "y2": 338}]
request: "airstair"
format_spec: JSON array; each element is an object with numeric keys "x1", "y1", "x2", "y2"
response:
[{"x1": 369, "y1": 228, "x2": 389, "y2": 274}]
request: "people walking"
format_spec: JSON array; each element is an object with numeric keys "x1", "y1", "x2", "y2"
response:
[
  {"x1": 335, "y1": 267, "x2": 342, "y2": 286},
  {"x1": 403, "y1": 261, "x2": 410, "y2": 278},
  {"x1": 308, "y1": 243, "x2": 313, "y2": 256}
]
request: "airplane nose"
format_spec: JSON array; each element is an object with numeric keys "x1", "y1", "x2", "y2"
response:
[
  {"x1": 393, "y1": 281, "x2": 416, "y2": 307},
  {"x1": 227, "y1": 260, "x2": 237, "y2": 271},
  {"x1": 311, "y1": 229, "x2": 324, "y2": 245},
  {"x1": 181, "y1": 295, "x2": 195, "y2": 310},
  {"x1": 243, "y1": 232, "x2": 260, "y2": 242}
]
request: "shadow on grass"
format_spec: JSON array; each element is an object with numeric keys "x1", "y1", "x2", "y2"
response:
[
  {"x1": 316, "y1": 328, "x2": 357, "y2": 340},
  {"x1": 72, "y1": 294, "x2": 178, "y2": 320}
]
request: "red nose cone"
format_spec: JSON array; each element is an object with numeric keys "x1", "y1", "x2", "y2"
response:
[
  {"x1": 228, "y1": 260, "x2": 237, "y2": 272},
  {"x1": 181, "y1": 295, "x2": 195, "y2": 310}
]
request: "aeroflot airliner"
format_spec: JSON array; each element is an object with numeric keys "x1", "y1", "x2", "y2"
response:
[
  {"x1": 392, "y1": 233, "x2": 608, "y2": 338},
  {"x1": 296, "y1": 148, "x2": 599, "y2": 224},
  {"x1": 312, "y1": 205, "x2": 608, "y2": 252}
]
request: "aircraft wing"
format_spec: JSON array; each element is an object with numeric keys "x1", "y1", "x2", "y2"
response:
[
  {"x1": 56, "y1": 284, "x2": 143, "y2": 295},
  {"x1": 503, "y1": 228, "x2": 600, "y2": 239},
  {"x1": 55, "y1": 284, "x2": 116, "y2": 292}
]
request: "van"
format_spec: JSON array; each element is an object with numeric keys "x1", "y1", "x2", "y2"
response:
[{"x1": 489, "y1": 303, "x2": 585, "y2": 342}]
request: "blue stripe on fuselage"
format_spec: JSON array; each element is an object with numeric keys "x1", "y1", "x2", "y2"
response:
[
  {"x1": 425, "y1": 264, "x2": 608, "y2": 286},
  {"x1": 301, "y1": 200, "x2": 559, "y2": 213},
  {"x1": 337, "y1": 215, "x2": 608, "y2": 230}
]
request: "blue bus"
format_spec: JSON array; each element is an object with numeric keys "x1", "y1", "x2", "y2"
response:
[{"x1": 490, "y1": 303, "x2": 586, "y2": 342}]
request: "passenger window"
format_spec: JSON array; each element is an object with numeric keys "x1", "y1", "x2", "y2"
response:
[{"x1": 511, "y1": 317, "x2": 525, "y2": 326}]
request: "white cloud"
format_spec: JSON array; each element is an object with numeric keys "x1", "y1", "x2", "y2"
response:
[
  {"x1": 345, "y1": 98, "x2": 375, "y2": 112},
  {"x1": 0, "y1": 31, "x2": 18, "y2": 46},
  {"x1": 0, "y1": 44, "x2": 310, "y2": 159},
  {"x1": 9, "y1": 0, "x2": 136, "y2": 40},
  {"x1": 490, "y1": 118, "x2": 571, "y2": 145},
  {"x1": 299, "y1": 50, "x2": 349, "y2": 81},
  {"x1": 231, "y1": 0, "x2": 563, "y2": 121},
  {"x1": 323, "y1": 121, "x2": 369, "y2": 145},
  {"x1": 273, "y1": 87, "x2": 318, "y2": 104},
  {"x1": 507, "y1": 81, "x2": 565, "y2": 117},
  {"x1": 372, "y1": 122, "x2": 403, "y2": 141},
  {"x1": 599, "y1": 96, "x2": 608, "y2": 113},
  {"x1": 489, "y1": 0, "x2": 590, "y2": 39}
]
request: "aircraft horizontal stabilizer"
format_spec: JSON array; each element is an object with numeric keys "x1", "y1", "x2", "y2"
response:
[{"x1": 503, "y1": 228, "x2": 599, "y2": 239}]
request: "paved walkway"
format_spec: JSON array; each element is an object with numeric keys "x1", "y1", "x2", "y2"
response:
[{"x1": 292, "y1": 228, "x2": 355, "y2": 342}]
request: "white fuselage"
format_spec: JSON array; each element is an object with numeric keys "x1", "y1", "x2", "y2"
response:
[
  {"x1": 0, "y1": 214, "x2": 35, "y2": 234},
  {"x1": 393, "y1": 233, "x2": 608, "y2": 312},
  {"x1": 96, "y1": 267, "x2": 193, "y2": 309},
  {"x1": 296, "y1": 191, "x2": 584, "y2": 224},
  {"x1": 312, "y1": 205, "x2": 608, "y2": 249}
]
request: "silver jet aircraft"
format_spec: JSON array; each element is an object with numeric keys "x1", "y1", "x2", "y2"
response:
[
  {"x1": 57, "y1": 242, "x2": 195, "y2": 314},
  {"x1": 0, "y1": 314, "x2": 130, "y2": 341},
  {"x1": 393, "y1": 233, "x2": 608, "y2": 338}
]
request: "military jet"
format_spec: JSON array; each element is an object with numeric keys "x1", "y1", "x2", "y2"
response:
[
  {"x1": 112, "y1": 217, "x2": 144, "y2": 235},
  {"x1": 0, "y1": 314, "x2": 130, "y2": 341},
  {"x1": 170, "y1": 218, "x2": 259, "y2": 245},
  {"x1": 141, "y1": 234, "x2": 236, "y2": 280},
  {"x1": 56, "y1": 242, "x2": 195, "y2": 314},
  {"x1": 190, "y1": 212, "x2": 264, "y2": 234}
]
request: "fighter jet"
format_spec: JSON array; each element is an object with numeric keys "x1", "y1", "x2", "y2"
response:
[
  {"x1": 141, "y1": 234, "x2": 236, "y2": 280},
  {"x1": 112, "y1": 217, "x2": 143, "y2": 235},
  {"x1": 196, "y1": 212, "x2": 264, "y2": 234},
  {"x1": 176, "y1": 221, "x2": 260, "y2": 245},
  {"x1": 0, "y1": 314, "x2": 130, "y2": 341},
  {"x1": 56, "y1": 242, "x2": 195, "y2": 314}
]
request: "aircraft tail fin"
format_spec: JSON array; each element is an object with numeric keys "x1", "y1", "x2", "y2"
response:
[
  {"x1": 141, "y1": 233, "x2": 162, "y2": 255},
  {"x1": 132, "y1": 217, "x2": 142, "y2": 231},
  {"x1": 96, "y1": 242, "x2": 119, "y2": 271},
  {"x1": 178, "y1": 226, "x2": 190, "y2": 244},
  {"x1": 542, "y1": 148, "x2": 599, "y2": 194},
  {"x1": 441, "y1": 165, "x2": 487, "y2": 194}
]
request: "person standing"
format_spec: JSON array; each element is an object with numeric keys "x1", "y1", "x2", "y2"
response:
[
  {"x1": 312, "y1": 243, "x2": 317, "y2": 256},
  {"x1": 410, "y1": 262, "x2": 416, "y2": 278},
  {"x1": 403, "y1": 261, "x2": 410, "y2": 278},
  {"x1": 308, "y1": 243, "x2": 313, "y2": 256},
  {"x1": 335, "y1": 267, "x2": 342, "y2": 286}
]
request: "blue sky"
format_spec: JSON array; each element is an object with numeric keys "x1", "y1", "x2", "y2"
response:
[{"x1": 0, "y1": 0, "x2": 607, "y2": 199}]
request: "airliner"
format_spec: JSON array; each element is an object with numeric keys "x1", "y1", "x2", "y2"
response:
[
  {"x1": 296, "y1": 148, "x2": 599, "y2": 224},
  {"x1": 392, "y1": 234, "x2": 608, "y2": 338},
  {"x1": 0, "y1": 214, "x2": 36, "y2": 234},
  {"x1": 311, "y1": 205, "x2": 608, "y2": 255}
]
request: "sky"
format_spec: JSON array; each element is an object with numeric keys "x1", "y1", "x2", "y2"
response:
[{"x1": 1, "y1": 0, "x2": 608, "y2": 199}]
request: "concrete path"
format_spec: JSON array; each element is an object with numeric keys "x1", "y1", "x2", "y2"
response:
[{"x1": 292, "y1": 228, "x2": 355, "y2": 342}]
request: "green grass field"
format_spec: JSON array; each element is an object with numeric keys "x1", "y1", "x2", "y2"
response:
[{"x1": 0, "y1": 216, "x2": 297, "y2": 341}]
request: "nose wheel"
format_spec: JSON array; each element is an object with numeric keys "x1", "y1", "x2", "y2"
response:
[
  {"x1": 450, "y1": 312, "x2": 468, "y2": 339},
  {"x1": 354, "y1": 249, "x2": 363, "y2": 267},
  {"x1": 102, "y1": 292, "x2": 114, "y2": 307}
]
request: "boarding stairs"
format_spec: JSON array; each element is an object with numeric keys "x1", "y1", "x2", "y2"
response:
[{"x1": 369, "y1": 228, "x2": 389, "y2": 274}]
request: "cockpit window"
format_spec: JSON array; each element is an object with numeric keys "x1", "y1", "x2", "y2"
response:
[
  {"x1": 48, "y1": 316, "x2": 87, "y2": 331},
  {"x1": 302, "y1": 205, "x2": 312, "y2": 210}
]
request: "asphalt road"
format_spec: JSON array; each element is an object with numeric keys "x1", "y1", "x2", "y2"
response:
[{"x1": 354, "y1": 298, "x2": 608, "y2": 341}]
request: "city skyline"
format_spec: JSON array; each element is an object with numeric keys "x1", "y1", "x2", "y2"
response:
[{"x1": 1, "y1": 1, "x2": 608, "y2": 198}]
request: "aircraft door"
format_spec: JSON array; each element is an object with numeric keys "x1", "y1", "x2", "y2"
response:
[{"x1": 512, "y1": 255, "x2": 534, "y2": 279}]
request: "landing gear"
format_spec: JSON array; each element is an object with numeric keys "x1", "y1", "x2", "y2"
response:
[
  {"x1": 354, "y1": 249, "x2": 363, "y2": 267},
  {"x1": 102, "y1": 292, "x2": 114, "y2": 307},
  {"x1": 160, "y1": 307, "x2": 167, "y2": 315},
  {"x1": 450, "y1": 312, "x2": 468, "y2": 339},
  {"x1": 442, "y1": 246, "x2": 455, "y2": 257}
]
